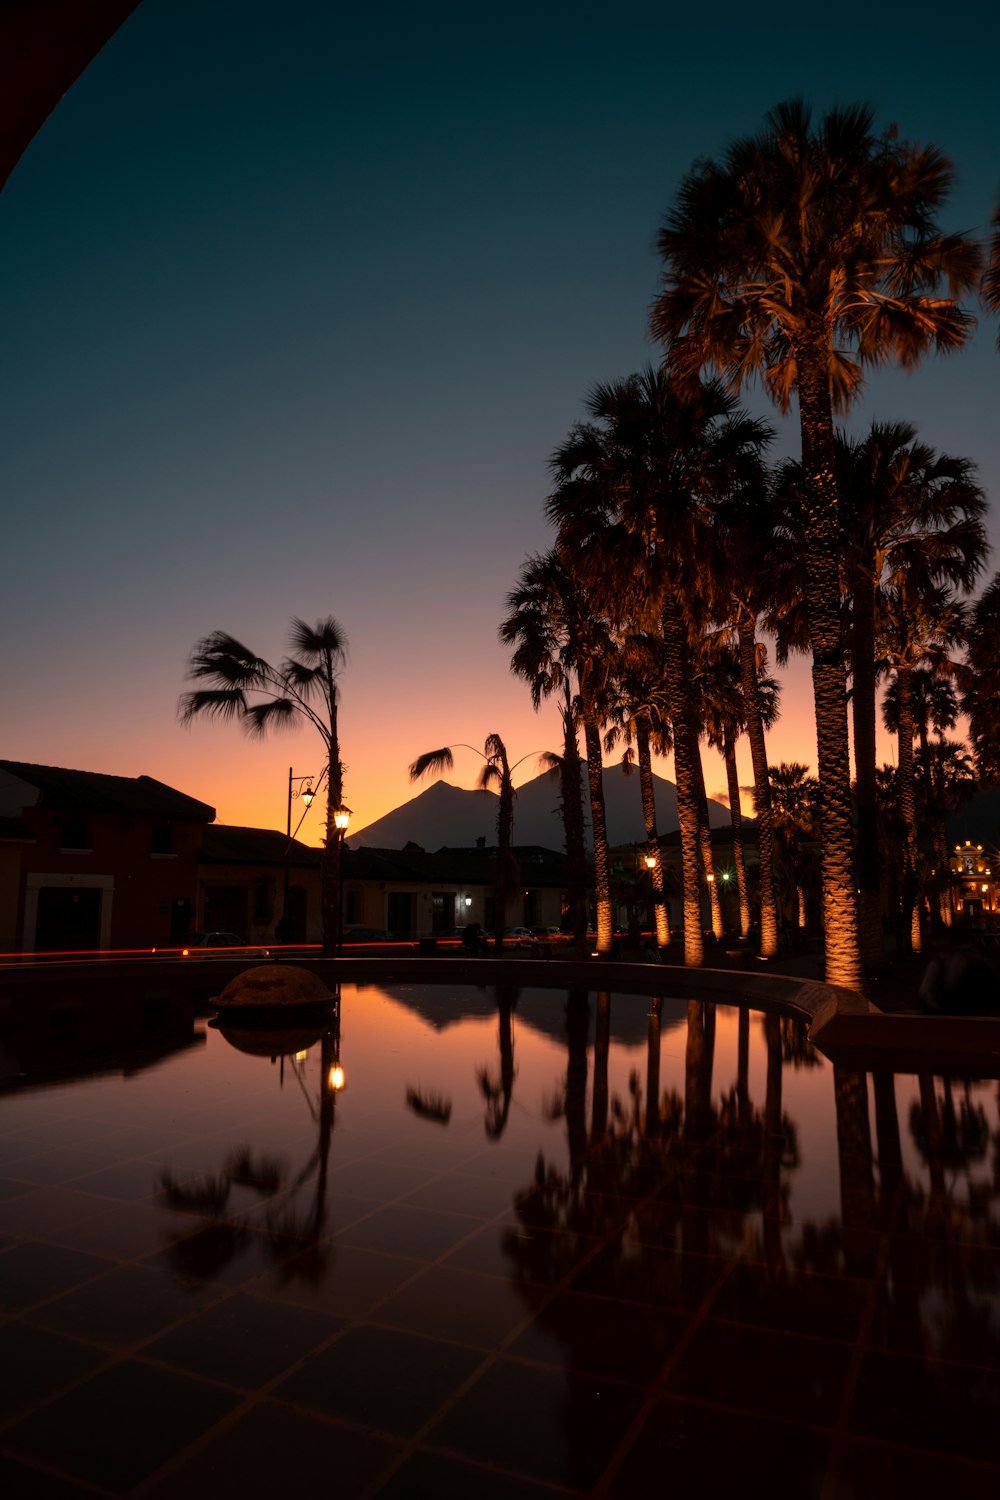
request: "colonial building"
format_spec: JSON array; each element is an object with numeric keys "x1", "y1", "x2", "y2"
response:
[{"x1": 0, "y1": 760, "x2": 214, "y2": 952}]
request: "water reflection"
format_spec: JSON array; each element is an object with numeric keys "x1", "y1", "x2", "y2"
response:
[
  {"x1": 5, "y1": 981, "x2": 999, "y2": 1489},
  {"x1": 157, "y1": 1005, "x2": 347, "y2": 1284}
]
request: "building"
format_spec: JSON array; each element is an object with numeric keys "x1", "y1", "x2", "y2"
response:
[
  {"x1": 0, "y1": 760, "x2": 569, "y2": 953},
  {"x1": 0, "y1": 760, "x2": 214, "y2": 952}
]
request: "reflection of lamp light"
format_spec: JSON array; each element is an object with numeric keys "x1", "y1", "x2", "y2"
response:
[
  {"x1": 328, "y1": 1064, "x2": 345, "y2": 1091},
  {"x1": 465, "y1": 896, "x2": 472, "y2": 907}
]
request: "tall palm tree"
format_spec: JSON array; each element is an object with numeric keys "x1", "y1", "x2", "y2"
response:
[
  {"x1": 549, "y1": 368, "x2": 770, "y2": 967},
  {"x1": 982, "y1": 200, "x2": 1000, "y2": 344},
  {"x1": 709, "y1": 474, "x2": 788, "y2": 960},
  {"x1": 652, "y1": 100, "x2": 981, "y2": 991},
  {"x1": 883, "y1": 665, "x2": 966, "y2": 927},
  {"x1": 179, "y1": 618, "x2": 348, "y2": 956},
  {"x1": 835, "y1": 422, "x2": 987, "y2": 966},
  {"x1": 409, "y1": 736, "x2": 531, "y2": 952},
  {"x1": 604, "y1": 631, "x2": 674, "y2": 950},
  {"x1": 698, "y1": 642, "x2": 780, "y2": 939},
  {"x1": 768, "y1": 762, "x2": 821, "y2": 932},
  {"x1": 500, "y1": 550, "x2": 594, "y2": 950},
  {"x1": 963, "y1": 573, "x2": 1000, "y2": 782},
  {"x1": 878, "y1": 584, "x2": 967, "y2": 952}
]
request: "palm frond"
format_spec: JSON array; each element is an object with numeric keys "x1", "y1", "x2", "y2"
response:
[
  {"x1": 178, "y1": 688, "x2": 247, "y2": 726},
  {"x1": 409, "y1": 748, "x2": 454, "y2": 781},
  {"x1": 244, "y1": 699, "x2": 299, "y2": 739}
]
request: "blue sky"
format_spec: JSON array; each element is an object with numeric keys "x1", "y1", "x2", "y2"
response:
[{"x1": 2, "y1": 0, "x2": 998, "y2": 838}]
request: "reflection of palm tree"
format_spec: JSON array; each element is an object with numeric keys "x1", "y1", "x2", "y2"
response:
[
  {"x1": 158, "y1": 1023, "x2": 342, "y2": 1282},
  {"x1": 477, "y1": 986, "x2": 519, "y2": 1140}
]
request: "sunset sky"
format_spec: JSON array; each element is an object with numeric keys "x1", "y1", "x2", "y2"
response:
[{"x1": 3, "y1": 0, "x2": 998, "y2": 844}]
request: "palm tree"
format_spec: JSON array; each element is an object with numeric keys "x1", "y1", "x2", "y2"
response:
[
  {"x1": 708, "y1": 475, "x2": 788, "y2": 960},
  {"x1": 409, "y1": 736, "x2": 536, "y2": 952},
  {"x1": 878, "y1": 584, "x2": 967, "y2": 952},
  {"x1": 698, "y1": 642, "x2": 780, "y2": 940},
  {"x1": 548, "y1": 368, "x2": 770, "y2": 967},
  {"x1": 179, "y1": 618, "x2": 348, "y2": 956},
  {"x1": 604, "y1": 631, "x2": 674, "y2": 950},
  {"x1": 982, "y1": 200, "x2": 1000, "y2": 344},
  {"x1": 652, "y1": 100, "x2": 981, "y2": 991},
  {"x1": 963, "y1": 573, "x2": 1000, "y2": 782},
  {"x1": 500, "y1": 550, "x2": 594, "y2": 951},
  {"x1": 768, "y1": 762, "x2": 821, "y2": 932},
  {"x1": 835, "y1": 421, "x2": 987, "y2": 966}
]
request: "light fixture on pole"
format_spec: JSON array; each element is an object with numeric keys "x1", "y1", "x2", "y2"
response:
[
  {"x1": 644, "y1": 853, "x2": 656, "y2": 940},
  {"x1": 333, "y1": 806, "x2": 351, "y2": 957},
  {"x1": 281, "y1": 768, "x2": 315, "y2": 943}
]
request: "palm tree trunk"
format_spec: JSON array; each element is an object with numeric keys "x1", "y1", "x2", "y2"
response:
[
  {"x1": 321, "y1": 727, "x2": 342, "y2": 957},
  {"x1": 636, "y1": 714, "x2": 671, "y2": 949},
  {"x1": 795, "y1": 338, "x2": 865, "y2": 993},
  {"x1": 737, "y1": 617, "x2": 779, "y2": 958},
  {"x1": 559, "y1": 691, "x2": 589, "y2": 949},
  {"x1": 895, "y1": 661, "x2": 922, "y2": 954},
  {"x1": 662, "y1": 604, "x2": 704, "y2": 966},
  {"x1": 723, "y1": 732, "x2": 752, "y2": 938},
  {"x1": 850, "y1": 575, "x2": 886, "y2": 970},
  {"x1": 494, "y1": 764, "x2": 514, "y2": 952},
  {"x1": 581, "y1": 700, "x2": 613, "y2": 954},
  {"x1": 693, "y1": 744, "x2": 724, "y2": 940}
]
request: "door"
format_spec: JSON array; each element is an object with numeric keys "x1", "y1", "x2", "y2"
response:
[{"x1": 34, "y1": 886, "x2": 102, "y2": 952}]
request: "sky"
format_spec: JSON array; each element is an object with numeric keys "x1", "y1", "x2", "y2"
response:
[{"x1": 3, "y1": 0, "x2": 999, "y2": 845}]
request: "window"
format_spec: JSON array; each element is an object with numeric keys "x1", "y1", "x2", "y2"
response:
[
  {"x1": 61, "y1": 814, "x2": 88, "y2": 849},
  {"x1": 151, "y1": 821, "x2": 173, "y2": 855}
]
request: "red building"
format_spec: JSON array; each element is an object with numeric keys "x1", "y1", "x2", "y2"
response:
[{"x1": 0, "y1": 760, "x2": 215, "y2": 953}]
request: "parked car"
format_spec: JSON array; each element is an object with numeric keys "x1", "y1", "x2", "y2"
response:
[
  {"x1": 180, "y1": 932, "x2": 269, "y2": 959},
  {"x1": 503, "y1": 926, "x2": 535, "y2": 948}
]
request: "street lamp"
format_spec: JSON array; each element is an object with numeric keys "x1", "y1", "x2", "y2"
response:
[
  {"x1": 333, "y1": 806, "x2": 351, "y2": 957},
  {"x1": 644, "y1": 853, "x2": 656, "y2": 940},
  {"x1": 281, "y1": 768, "x2": 315, "y2": 941}
]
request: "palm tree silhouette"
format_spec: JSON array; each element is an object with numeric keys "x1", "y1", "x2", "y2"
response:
[
  {"x1": 179, "y1": 618, "x2": 348, "y2": 955},
  {"x1": 652, "y1": 100, "x2": 981, "y2": 991}
]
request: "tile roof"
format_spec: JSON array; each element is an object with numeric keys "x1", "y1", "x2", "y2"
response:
[{"x1": 0, "y1": 761, "x2": 215, "y2": 822}]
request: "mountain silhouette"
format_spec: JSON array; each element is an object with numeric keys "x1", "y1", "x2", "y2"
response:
[{"x1": 349, "y1": 763, "x2": 737, "y2": 852}]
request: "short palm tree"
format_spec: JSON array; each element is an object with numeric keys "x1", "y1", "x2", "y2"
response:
[
  {"x1": 409, "y1": 736, "x2": 535, "y2": 952},
  {"x1": 179, "y1": 618, "x2": 348, "y2": 956},
  {"x1": 769, "y1": 762, "x2": 821, "y2": 932},
  {"x1": 652, "y1": 99, "x2": 981, "y2": 991}
]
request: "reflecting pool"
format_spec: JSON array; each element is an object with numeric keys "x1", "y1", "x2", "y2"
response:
[{"x1": 2, "y1": 982, "x2": 999, "y2": 1496}]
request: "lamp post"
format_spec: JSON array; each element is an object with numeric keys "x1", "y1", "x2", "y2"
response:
[
  {"x1": 333, "y1": 806, "x2": 351, "y2": 957},
  {"x1": 277, "y1": 768, "x2": 313, "y2": 942},
  {"x1": 281, "y1": 769, "x2": 315, "y2": 942},
  {"x1": 644, "y1": 853, "x2": 656, "y2": 940}
]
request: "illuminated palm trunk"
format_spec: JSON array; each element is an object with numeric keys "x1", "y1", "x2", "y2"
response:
[
  {"x1": 662, "y1": 603, "x2": 704, "y2": 966},
  {"x1": 581, "y1": 705, "x2": 613, "y2": 954},
  {"x1": 795, "y1": 339, "x2": 865, "y2": 992},
  {"x1": 636, "y1": 714, "x2": 671, "y2": 949},
  {"x1": 738, "y1": 617, "x2": 779, "y2": 958}
]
